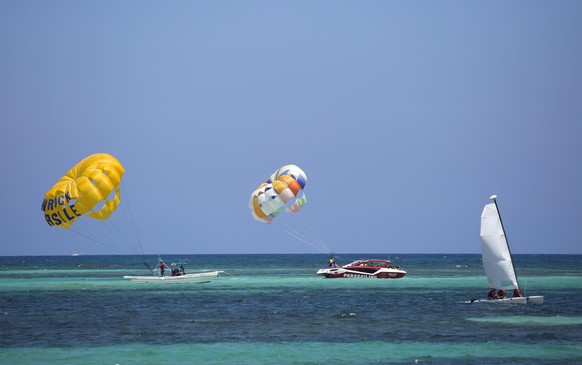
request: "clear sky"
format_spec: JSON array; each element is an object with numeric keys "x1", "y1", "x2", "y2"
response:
[{"x1": 1, "y1": 1, "x2": 581, "y2": 256}]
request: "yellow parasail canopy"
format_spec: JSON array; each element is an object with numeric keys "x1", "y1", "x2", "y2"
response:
[{"x1": 42, "y1": 153, "x2": 125, "y2": 228}]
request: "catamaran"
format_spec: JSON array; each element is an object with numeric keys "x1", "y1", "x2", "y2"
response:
[{"x1": 466, "y1": 195, "x2": 543, "y2": 304}]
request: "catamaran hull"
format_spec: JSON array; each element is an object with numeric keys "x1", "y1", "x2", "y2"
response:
[
  {"x1": 123, "y1": 271, "x2": 222, "y2": 284},
  {"x1": 464, "y1": 296, "x2": 544, "y2": 305},
  {"x1": 316, "y1": 268, "x2": 406, "y2": 279}
]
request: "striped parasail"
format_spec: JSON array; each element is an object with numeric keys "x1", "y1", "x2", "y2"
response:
[{"x1": 249, "y1": 164, "x2": 307, "y2": 224}]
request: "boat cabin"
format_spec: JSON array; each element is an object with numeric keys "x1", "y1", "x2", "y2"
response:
[{"x1": 347, "y1": 259, "x2": 392, "y2": 268}]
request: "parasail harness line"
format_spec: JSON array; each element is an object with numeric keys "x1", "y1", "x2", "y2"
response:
[
  {"x1": 278, "y1": 210, "x2": 331, "y2": 255},
  {"x1": 64, "y1": 177, "x2": 149, "y2": 270},
  {"x1": 118, "y1": 181, "x2": 151, "y2": 272},
  {"x1": 143, "y1": 261, "x2": 154, "y2": 273},
  {"x1": 68, "y1": 181, "x2": 145, "y2": 253},
  {"x1": 284, "y1": 230, "x2": 327, "y2": 253}
]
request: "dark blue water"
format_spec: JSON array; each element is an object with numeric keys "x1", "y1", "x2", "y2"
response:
[{"x1": 1, "y1": 254, "x2": 581, "y2": 364}]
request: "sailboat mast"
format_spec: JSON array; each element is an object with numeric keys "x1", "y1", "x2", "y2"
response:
[{"x1": 490, "y1": 195, "x2": 521, "y2": 291}]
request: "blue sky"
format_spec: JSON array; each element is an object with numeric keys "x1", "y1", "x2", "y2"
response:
[{"x1": 1, "y1": 1, "x2": 581, "y2": 256}]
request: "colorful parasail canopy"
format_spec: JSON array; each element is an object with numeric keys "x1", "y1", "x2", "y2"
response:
[{"x1": 249, "y1": 164, "x2": 307, "y2": 224}]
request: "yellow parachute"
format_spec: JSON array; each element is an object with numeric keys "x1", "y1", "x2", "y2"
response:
[
  {"x1": 249, "y1": 164, "x2": 307, "y2": 224},
  {"x1": 42, "y1": 153, "x2": 125, "y2": 229}
]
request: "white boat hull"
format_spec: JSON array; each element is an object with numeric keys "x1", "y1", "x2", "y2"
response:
[
  {"x1": 123, "y1": 270, "x2": 223, "y2": 284},
  {"x1": 464, "y1": 296, "x2": 544, "y2": 305}
]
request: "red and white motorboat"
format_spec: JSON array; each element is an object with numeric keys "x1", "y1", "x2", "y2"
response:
[{"x1": 316, "y1": 259, "x2": 406, "y2": 279}]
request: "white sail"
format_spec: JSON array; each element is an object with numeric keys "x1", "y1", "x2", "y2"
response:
[{"x1": 480, "y1": 203, "x2": 518, "y2": 290}]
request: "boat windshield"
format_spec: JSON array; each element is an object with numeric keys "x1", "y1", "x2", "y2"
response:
[{"x1": 350, "y1": 260, "x2": 390, "y2": 268}]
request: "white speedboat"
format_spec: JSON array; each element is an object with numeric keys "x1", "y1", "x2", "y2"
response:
[
  {"x1": 317, "y1": 259, "x2": 406, "y2": 279},
  {"x1": 124, "y1": 257, "x2": 223, "y2": 284},
  {"x1": 123, "y1": 270, "x2": 223, "y2": 284}
]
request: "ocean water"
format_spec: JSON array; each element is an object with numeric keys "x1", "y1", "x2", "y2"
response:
[{"x1": 1, "y1": 254, "x2": 581, "y2": 364}]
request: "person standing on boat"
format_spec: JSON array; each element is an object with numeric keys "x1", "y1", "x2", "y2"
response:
[
  {"x1": 328, "y1": 255, "x2": 337, "y2": 267},
  {"x1": 160, "y1": 260, "x2": 165, "y2": 277}
]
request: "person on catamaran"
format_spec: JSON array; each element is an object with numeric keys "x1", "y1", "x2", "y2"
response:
[
  {"x1": 487, "y1": 288, "x2": 498, "y2": 300},
  {"x1": 513, "y1": 288, "x2": 524, "y2": 298},
  {"x1": 160, "y1": 260, "x2": 165, "y2": 277},
  {"x1": 497, "y1": 289, "x2": 506, "y2": 299}
]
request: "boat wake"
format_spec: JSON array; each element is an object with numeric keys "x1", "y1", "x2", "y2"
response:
[{"x1": 466, "y1": 316, "x2": 582, "y2": 326}]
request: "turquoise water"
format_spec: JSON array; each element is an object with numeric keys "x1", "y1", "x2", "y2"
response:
[{"x1": 1, "y1": 254, "x2": 581, "y2": 364}]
